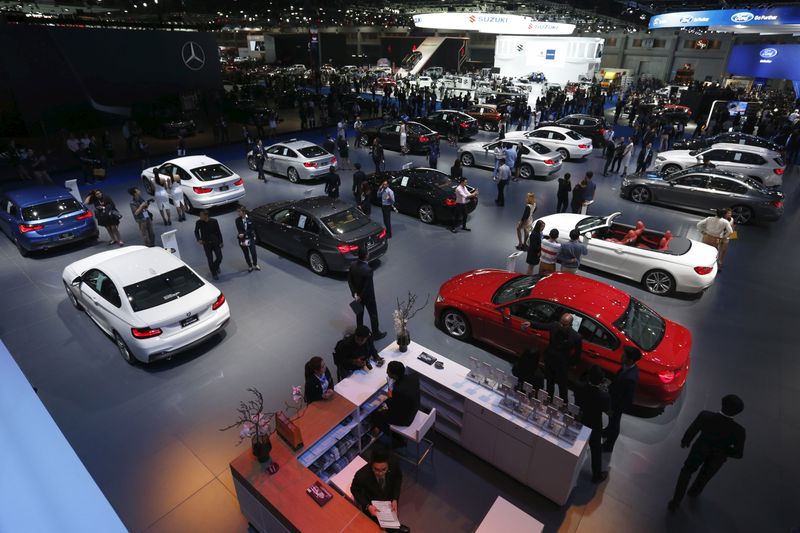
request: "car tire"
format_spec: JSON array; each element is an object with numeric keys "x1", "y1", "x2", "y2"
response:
[
  {"x1": 14, "y1": 238, "x2": 29, "y2": 257},
  {"x1": 308, "y1": 251, "x2": 328, "y2": 275},
  {"x1": 418, "y1": 204, "x2": 435, "y2": 224},
  {"x1": 460, "y1": 152, "x2": 474, "y2": 167},
  {"x1": 731, "y1": 205, "x2": 754, "y2": 225},
  {"x1": 287, "y1": 167, "x2": 300, "y2": 183},
  {"x1": 247, "y1": 156, "x2": 256, "y2": 171},
  {"x1": 114, "y1": 331, "x2": 137, "y2": 365},
  {"x1": 662, "y1": 164, "x2": 682, "y2": 175},
  {"x1": 557, "y1": 148, "x2": 570, "y2": 160},
  {"x1": 643, "y1": 269, "x2": 675, "y2": 295},
  {"x1": 630, "y1": 185, "x2": 651, "y2": 203},
  {"x1": 481, "y1": 121, "x2": 492, "y2": 132},
  {"x1": 519, "y1": 164, "x2": 533, "y2": 179},
  {"x1": 441, "y1": 309, "x2": 471, "y2": 340},
  {"x1": 142, "y1": 176, "x2": 155, "y2": 196},
  {"x1": 63, "y1": 281, "x2": 82, "y2": 310},
  {"x1": 183, "y1": 196, "x2": 195, "y2": 214}
]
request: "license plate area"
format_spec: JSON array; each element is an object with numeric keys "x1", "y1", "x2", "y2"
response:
[
  {"x1": 59, "y1": 233, "x2": 74, "y2": 240},
  {"x1": 219, "y1": 185, "x2": 229, "y2": 191},
  {"x1": 180, "y1": 315, "x2": 199, "y2": 327}
]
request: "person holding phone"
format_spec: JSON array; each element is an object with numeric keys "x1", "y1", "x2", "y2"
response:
[
  {"x1": 128, "y1": 187, "x2": 154, "y2": 246},
  {"x1": 235, "y1": 206, "x2": 260, "y2": 272}
]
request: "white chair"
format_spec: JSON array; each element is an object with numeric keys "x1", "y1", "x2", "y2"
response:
[{"x1": 389, "y1": 408, "x2": 436, "y2": 471}]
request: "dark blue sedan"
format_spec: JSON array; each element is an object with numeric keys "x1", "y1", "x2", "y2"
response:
[{"x1": 0, "y1": 185, "x2": 99, "y2": 256}]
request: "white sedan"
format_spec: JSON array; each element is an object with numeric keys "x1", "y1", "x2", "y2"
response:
[
  {"x1": 62, "y1": 246, "x2": 230, "y2": 364},
  {"x1": 534, "y1": 212, "x2": 718, "y2": 295},
  {"x1": 504, "y1": 126, "x2": 593, "y2": 160},
  {"x1": 141, "y1": 155, "x2": 245, "y2": 211}
]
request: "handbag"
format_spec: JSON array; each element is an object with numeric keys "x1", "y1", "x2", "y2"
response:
[
  {"x1": 92, "y1": 167, "x2": 106, "y2": 177},
  {"x1": 729, "y1": 230, "x2": 738, "y2": 240},
  {"x1": 110, "y1": 209, "x2": 123, "y2": 221}
]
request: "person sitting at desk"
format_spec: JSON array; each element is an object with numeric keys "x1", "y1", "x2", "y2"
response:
[
  {"x1": 351, "y1": 448, "x2": 406, "y2": 532},
  {"x1": 333, "y1": 325, "x2": 384, "y2": 381},
  {"x1": 304, "y1": 356, "x2": 334, "y2": 403},
  {"x1": 372, "y1": 362, "x2": 420, "y2": 438}
]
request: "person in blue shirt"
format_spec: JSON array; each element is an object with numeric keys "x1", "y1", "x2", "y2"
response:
[
  {"x1": 557, "y1": 229, "x2": 589, "y2": 274},
  {"x1": 378, "y1": 179, "x2": 396, "y2": 238}
]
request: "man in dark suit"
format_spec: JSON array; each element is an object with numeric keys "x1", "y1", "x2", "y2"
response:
[
  {"x1": 351, "y1": 449, "x2": 404, "y2": 531},
  {"x1": 668, "y1": 394, "x2": 746, "y2": 511},
  {"x1": 194, "y1": 210, "x2": 223, "y2": 280},
  {"x1": 372, "y1": 361, "x2": 420, "y2": 433},
  {"x1": 234, "y1": 206, "x2": 260, "y2": 272},
  {"x1": 576, "y1": 366, "x2": 611, "y2": 483},
  {"x1": 636, "y1": 142, "x2": 653, "y2": 174},
  {"x1": 347, "y1": 248, "x2": 386, "y2": 340},
  {"x1": 253, "y1": 140, "x2": 266, "y2": 181},
  {"x1": 352, "y1": 163, "x2": 366, "y2": 200},
  {"x1": 332, "y1": 325, "x2": 383, "y2": 381},
  {"x1": 525, "y1": 313, "x2": 583, "y2": 403},
  {"x1": 603, "y1": 346, "x2": 641, "y2": 453}
]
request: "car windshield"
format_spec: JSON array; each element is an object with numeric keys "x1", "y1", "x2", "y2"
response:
[
  {"x1": 613, "y1": 298, "x2": 666, "y2": 352},
  {"x1": 575, "y1": 216, "x2": 607, "y2": 233},
  {"x1": 321, "y1": 207, "x2": 371, "y2": 234},
  {"x1": 565, "y1": 131, "x2": 583, "y2": 140},
  {"x1": 124, "y1": 266, "x2": 205, "y2": 312},
  {"x1": 493, "y1": 275, "x2": 541, "y2": 304},
  {"x1": 299, "y1": 145, "x2": 329, "y2": 158},
  {"x1": 743, "y1": 176, "x2": 768, "y2": 192},
  {"x1": 22, "y1": 198, "x2": 82, "y2": 221},
  {"x1": 430, "y1": 173, "x2": 453, "y2": 188},
  {"x1": 530, "y1": 143, "x2": 551, "y2": 155},
  {"x1": 191, "y1": 164, "x2": 234, "y2": 181}
]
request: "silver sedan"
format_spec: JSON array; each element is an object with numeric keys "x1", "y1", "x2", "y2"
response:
[
  {"x1": 504, "y1": 126, "x2": 593, "y2": 160},
  {"x1": 458, "y1": 139, "x2": 562, "y2": 179}
]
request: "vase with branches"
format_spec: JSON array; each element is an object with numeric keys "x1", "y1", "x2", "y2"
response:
[{"x1": 393, "y1": 291, "x2": 429, "y2": 352}]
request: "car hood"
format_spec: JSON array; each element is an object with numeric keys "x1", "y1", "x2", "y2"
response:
[
  {"x1": 439, "y1": 268, "x2": 518, "y2": 305},
  {"x1": 642, "y1": 318, "x2": 692, "y2": 372},
  {"x1": 657, "y1": 150, "x2": 698, "y2": 163}
]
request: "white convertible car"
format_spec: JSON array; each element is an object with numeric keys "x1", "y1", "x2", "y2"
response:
[
  {"x1": 141, "y1": 155, "x2": 245, "y2": 211},
  {"x1": 62, "y1": 246, "x2": 230, "y2": 364},
  {"x1": 534, "y1": 212, "x2": 718, "y2": 295}
]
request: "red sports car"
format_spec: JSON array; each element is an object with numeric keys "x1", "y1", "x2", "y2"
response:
[{"x1": 434, "y1": 270, "x2": 691, "y2": 407}]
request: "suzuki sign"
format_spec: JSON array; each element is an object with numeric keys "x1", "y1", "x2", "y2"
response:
[{"x1": 412, "y1": 12, "x2": 575, "y2": 35}]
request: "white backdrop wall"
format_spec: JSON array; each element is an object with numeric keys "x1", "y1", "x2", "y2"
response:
[{"x1": 494, "y1": 36, "x2": 604, "y2": 84}]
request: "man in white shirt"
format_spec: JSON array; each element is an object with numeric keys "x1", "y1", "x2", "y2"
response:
[
  {"x1": 539, "y1": 228, "x2": 561, "y2": 273},
  {"x1": 451, "y1": 177, "x2": 478, "y2": 233},
  {"x1": 494, "y1": 159, "x2": 511, "y2": 207},
  {"x1": 493, "y1": 145, "x2": 504, "y2": 178},
  {"x1": 697, "y1": 209, "x2": 733, "y2": 260}
]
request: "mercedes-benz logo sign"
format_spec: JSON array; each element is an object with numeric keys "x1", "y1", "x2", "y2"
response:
[
  {"x1": 760, "y1": 48, "x2": 778, "y2": 59},
  {"x1": 182, "y1": 41, "x2": 205, "y2": 71},
  {"x1": 730, "y1": 12, "x2": 754, "y2": 23}
]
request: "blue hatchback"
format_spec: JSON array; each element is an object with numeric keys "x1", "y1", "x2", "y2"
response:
[{"x1": 0, "y1": 185, "x2": 99, "y2": 256}]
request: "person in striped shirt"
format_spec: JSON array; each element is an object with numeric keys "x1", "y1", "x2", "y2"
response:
[{"x1": 539, "y1": 229, "x2": 561, "y2": 273}]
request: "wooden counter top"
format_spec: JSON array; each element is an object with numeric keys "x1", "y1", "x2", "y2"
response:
[{"x1": 291, "y1": 392, "x2": 357, "y2": 449}]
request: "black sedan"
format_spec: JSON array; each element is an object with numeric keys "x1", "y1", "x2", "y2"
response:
[
  {"x1": 538, "y1": 114, "x2": 608, "y2": 146},
  {"x1": 415, "y1": 110, "x2": 478, "y2": 140},
  {"x1": 250, "y1": 196, "x2": 388, "y2": 275},
  {"x1": 620, "y1": 168, "x2": 783, "y2": 225},
  {"x1": 673, "y1": 132, "x2": 783, "y2": 153},
  {"x1": 367, "y1": 168, "x2": 478, "y2": 225},
  {"x1": 359, "y1": 121, "x2": 439, "y2": 153}
]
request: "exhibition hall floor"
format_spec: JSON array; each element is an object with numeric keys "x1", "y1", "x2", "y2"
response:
[{"x1": 2, "y1": 126, "x2": 797, "y2": 533}]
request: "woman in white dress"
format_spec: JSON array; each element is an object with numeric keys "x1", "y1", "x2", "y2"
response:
[
  {"x1": 170, "y1": 171, "x2": 186, "y2": 222},
  {"x1": 399, "y1": 121, "x2": 408, "y2": 155},
  {"x1": 153, "y1": 169, "x2": 172, "y2": 225},
  {"x1": 516, "y1": 192, "x2": 537, "y2": 250},
  {"x1": 621, "y1": 138, "x2": 634, "y2": 178}
]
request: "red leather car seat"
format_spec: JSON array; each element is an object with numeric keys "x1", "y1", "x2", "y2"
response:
[{"x1": 658, "y1": 231, "x2": 673, "y2": 250}]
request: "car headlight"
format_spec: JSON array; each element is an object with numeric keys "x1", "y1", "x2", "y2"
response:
[
  {"x1": 656, "y1": 156, "x2": 666, "y2": 162},
  {"x1": 436, "y1": 294, "x2": 444, "y2": 303},
  {"x1": 622, "y1": 179, "x2": 630, "y2": 187}
]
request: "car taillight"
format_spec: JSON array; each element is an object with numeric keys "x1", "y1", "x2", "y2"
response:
[
  {"x1": 599, "y1": 128, "x2": 606, "y2": 135},
  {"x1": 378, "y1": 228, "x2": 387, "y2": 239},
  {"x1": 459, "y1": 122, "x2": 470, "y2": 129},
  {"x1": 658, "y1": 369, "x2": 676, "y2": 383},
  {"x1": 193, "y1": 186, "x2": 213, "y2": 194},
  {"x1": 76, "y1": 211, "x2": 93, "y2": 220},
  {"x1": 131, "y1": 326, "x2": 162, "y2": 338},
  {"x1": 18, "y1": 223, "x2": 44, "y2": 233},
  {"x1": 330, "y1": 157, "x2": 337, "y2": 164},
  {"x1": 444, "y1": 198, "x2": 457, "y2": 206},
  {"x1": 419, "y1": 136, "x2": 430, "y2": 143},
  {"x1": 578, "y1": 144, "x2": 589, "y2": 149},
  {"x1": 304, "y1": 161, "x2": 318, "y2": 168},
  {"x1": 774, "y1": 168, "x2": 784, "y2": 175},
  {"x1": 544, "y1": 159, "x2": 556, "y2": 165},
  {"x1": 212, "y1": 293, "x2": 226, "y2": 310},
  {"x1": 337, "y1": 243, "x2": 360, "y2": 254},
  {"x1": 233, "y1": 178, "x2": 244, "y2": 186},
  {"x1": 771, "y1": 200, "x2": 784, "y2": 208},
  {"x1": 694, "y1": 266, "x2": 713, "y2": 275}
]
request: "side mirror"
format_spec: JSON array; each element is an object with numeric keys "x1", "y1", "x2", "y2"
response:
[
  {"x1": 71, "y1": 276, "x2": 82, "y2": 286},
  {"x1": 501, "y1": 307, "x2": 511, "y2": 321}
]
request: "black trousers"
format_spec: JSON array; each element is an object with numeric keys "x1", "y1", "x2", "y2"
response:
[
  {"x1": 355, "y1": 297, "x2": 380, "y2": 334},
  {"x1": 373, "y1": 158, "x2": 382, "y2": 174},
  {"x1": 496, "y1": 180, "x2": 507, "y2": 205},
  {"x1": 543, "y1": 360, "x2": 569, "y2": 402},
  {"x1": 452, "y1": 203, "x2": 469, "y2": 229},
  {"x1": 203, "y1": 243, "x2": 223, "y2": 275},
  {"x1": 604, "y1": 409, "x2": 623, "y2": 451},
  {"x1": 672, "y1": 452, "x2": 727, "y2": 503},
  {"x1": 571, "y1": 199, "x2": 583, "y2": 214},
  {"x1": 611, "y1": 155, "x2": 624, "y2": 173},
  {"x1": 239, "y1": 242, "x2": 257, "y2": 268},
  {"x1": 589, "y1": 427, "x2": 603, "y2": 478},
  {"x1": 256, "y1": 160, "x2": 265, "y2": 180},
  {"x1": 556, "y1": 196, "x2": 569, "y2": 213},
  {"x1": 381, "y1": 205, "x2": 393, "y2": 237},
  {"x1": 603, "y1": 156, "x2": 614, "y2": 174}
]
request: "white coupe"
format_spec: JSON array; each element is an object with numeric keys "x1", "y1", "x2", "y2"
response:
[
  {"x1": 141, "y1": 155, "x2": 245, "y2": 211},
  {"x1": 62, "y1": 246, "x2": 230, "y2": 364},
  {"x1": 534, "y1": 212, "x2": 718, "y2": 295}
]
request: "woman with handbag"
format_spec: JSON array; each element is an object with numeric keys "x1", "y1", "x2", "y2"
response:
[{"x1": 85, "y1": 189, "x2": 123, "y2": 246}]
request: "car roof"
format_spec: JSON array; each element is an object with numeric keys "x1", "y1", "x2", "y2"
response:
[
  {"x1": 535, "y1": 125, "x2": 584, "y2": 136},
  {"x1": 2, "y1": 185, "x2": 78, "y2": 207},
  {"x1": 164, "y1": 155, "x2": 221, "y2": 168},
  {"x1": 668, "y1": 167, "x2": 751, "y2": 182},
  {"x1": 706, "y1": 142, "x2": 776, "y2": 154},
  {"x1": 561, "y1": 114, "x2": 600, "y2": 120},
  {"x1": 532, "y1": 273, "x2": 631, "y2": 323},
  {"x1": 256, "y1": 195, "x2": 353, "y2": 216},
  {"x1": 276, "y1": 139, "x2": 318, "y2": 149},
  {"x1": 88, "y1": 246, "x2": 188, "y2": 286}
]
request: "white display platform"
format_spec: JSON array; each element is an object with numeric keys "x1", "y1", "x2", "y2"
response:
[
  {"x1": 0, "y1": 341, "x2": 126, "y2": 533},
  {"x1": 476, "y1": 496, "x2": 544, "y2": 533}
]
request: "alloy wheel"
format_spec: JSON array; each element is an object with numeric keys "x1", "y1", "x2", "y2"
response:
[
  {"x1": 443, "y1": 310, "x2": 469, "y2": 339},
  {"x1": 644, "y1": 270, "x2": 674, "y2": 295},
  {"x1": 64, "y1": 282, "x2": 81, "y2": 309},
  {"x1": 308, "y1": 251, "x2": 328, "y2": 275},
  {"x1": 419, "y1": 204, "x2": 435, "y2": 224},
  {"x1": 630, "y1": 186, "x2": 651, "y2": 203},
  {"x1": 460, "y1": 153, "x2": 474, "y2": 167},
  {"x1": 114, "y1": 332, "x2": 135, "y2": 364},
  {"x1": 287, "y1": 168, "x2": 299, "y2": 183},
  {"x1": 557, "y1": 148, "x2": 569, "y2": 160},
  {"x1": 731, "y1": 206, "x2": 753, "y2": 225}
]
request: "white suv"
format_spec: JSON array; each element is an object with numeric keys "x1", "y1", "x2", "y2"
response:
[{"x1": 654, "y1": 143, "x2": 786, "y2": 187}]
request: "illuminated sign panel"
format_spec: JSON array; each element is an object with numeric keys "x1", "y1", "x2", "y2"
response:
[
  {"x1": 649, "y1": 7, "x2": 800, "y2": 29},
  {"x1": 412, "y1": 13, "x2": 575, "y2": 35},
  {"x1": 727, "y1": 44, "x2": 800, "y2": 80}
]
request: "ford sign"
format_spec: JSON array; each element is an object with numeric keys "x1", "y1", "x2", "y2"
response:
[
  {"x1": 730, "y1": 12, "x2": 755, "y2": 23},
  {"x1": 679, "y1": 16, "x2": 694, "y2": 24},
  {"x1": 760, "y1": 48, "x2": 778, "y2": 58}
]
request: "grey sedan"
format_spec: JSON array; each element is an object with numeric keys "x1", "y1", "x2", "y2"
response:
[
  {"x1": 250, "y1": 196, "x2": 388, "y2": 275},
  {"x1": 458, "y1": 139, "x2": 562, "y2": 179},
  {"x1": 620, "y1": 168, "x2": 783, "y2": 224}
]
